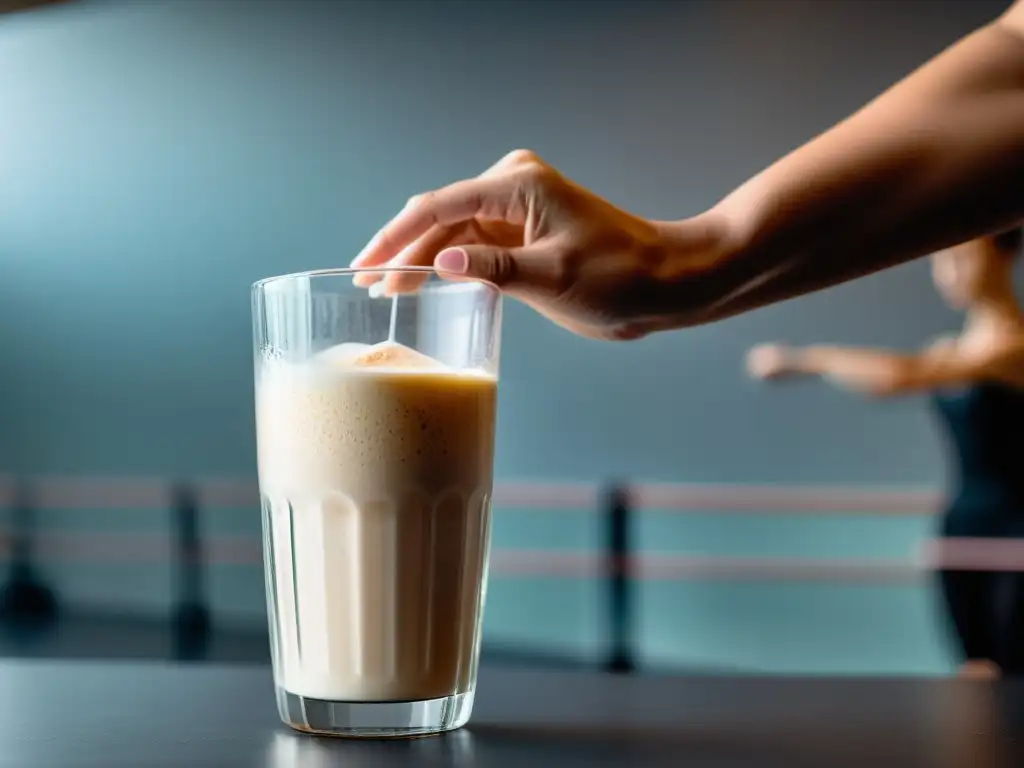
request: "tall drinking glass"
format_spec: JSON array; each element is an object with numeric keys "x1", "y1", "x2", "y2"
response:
[{"x1": 251, "y1": 267, "x2": 502, "y2": 738}]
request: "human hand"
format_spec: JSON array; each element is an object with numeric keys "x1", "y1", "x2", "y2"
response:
[
  {"x1": 746, "y1": 343, "x2": 797, "y2": 380},
  {"x1": 350, "y1": 149, "x2": 727, "y2": 340}
]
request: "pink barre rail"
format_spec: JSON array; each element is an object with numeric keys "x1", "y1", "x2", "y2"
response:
[
  {"x1": 0, "y1": 476, "x2": 942, "y2": 515},
  {"x1": 0, "y1": 530, "x2": 1019, "y2": 580}
]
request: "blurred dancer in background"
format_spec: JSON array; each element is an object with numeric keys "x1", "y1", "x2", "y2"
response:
[{"x1": 747, "y1": 229, "x2": 1024, "y2": 679}]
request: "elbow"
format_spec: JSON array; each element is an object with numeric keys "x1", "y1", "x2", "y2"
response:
[
  {"x1": 831, "y1": 375, "x2": 907, "y2": 399},
  {"x1": 864, "y1": 383, "x2": 903, "y2": 399},
  {"x1": 858, "y1": 366, "x2": 916, "y2": 398},
  {"x1": 865, "y1": 367, "x2": 918, "y2": 398}
]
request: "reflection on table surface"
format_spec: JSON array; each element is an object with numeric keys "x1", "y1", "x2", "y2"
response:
[
  {"x1": 260, "y1": 673, "x2": 1024, "y2": 768},
  {"x1": 0, "y1": 659, "x2": 1022, "y2": 767}
]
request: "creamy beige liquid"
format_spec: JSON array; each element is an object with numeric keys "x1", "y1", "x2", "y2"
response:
[{"x1": 255, "y1": 342, "x2": 497, "y2": 702}]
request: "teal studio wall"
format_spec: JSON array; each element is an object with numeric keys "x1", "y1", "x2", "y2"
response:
[{"x1": 0, "y1": 0, "x2": 1014, "y2": 674}]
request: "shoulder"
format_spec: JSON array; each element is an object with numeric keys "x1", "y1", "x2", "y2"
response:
[
  {"x1": 912, "y1": 333, "x2": 1024, "y2": 385},
  {"x1": 962, "y1": 335, "x2": 1024, "y2": 386},
  {"x1": 922, "y1": 334, "x2": 959, "y2": 357}
]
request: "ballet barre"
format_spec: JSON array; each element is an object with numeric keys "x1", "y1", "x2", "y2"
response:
[
  {"x1": 0, "y1": 531, "x2": 1018, "y2": 577},
  {"x1": 0, "y1": 474, "x2": 1011, "y2": 671},
  {"x1": 0, "y1": 474, "x2": 942, "y2": 514}
]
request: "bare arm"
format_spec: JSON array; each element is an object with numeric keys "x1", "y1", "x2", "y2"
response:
[
  {"x1": 785, "y1": 346, "x2": 970, "y2": 397},
  {"x1": 752, "y1": 340, "x2": 1024, "y2": 397},
  {"x1": 677, "y1": 2, "x2": 1024, "y2": 322},
  {"x1": 351, "y1": 3, "x2": 1024, "y2": 340}
]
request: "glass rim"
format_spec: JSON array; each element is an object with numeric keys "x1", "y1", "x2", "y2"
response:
[{"x1": 252, "y1": 266, "x2": 499, "y2": 292}]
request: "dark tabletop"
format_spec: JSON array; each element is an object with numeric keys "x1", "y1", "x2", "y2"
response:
[{"x1": 1, "y1": 660, "x2": 1022, "y2": 767}]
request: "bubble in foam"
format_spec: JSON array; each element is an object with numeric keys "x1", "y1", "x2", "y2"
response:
[{"x1": 260, "y1": 344, "x2": 286, "y2": 363}]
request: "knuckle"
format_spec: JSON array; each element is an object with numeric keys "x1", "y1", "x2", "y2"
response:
[
  {"x1": 518, "y1": 159, "x2": 561, "y2": 194},
  {"x1": 490, "y1": 249, "x2": 518, "y2": 284},
  {"x1": 405, "y1": 191, "x2": 433, "y2": 210},
  {"x1": 504, "y1": 148, "x2": 538, "y2": 165},
  {"x1": 505, "y1": 150, "x2": 551, "y2": 183},
  {"x1": 549, "y1": 246, "x2": 581, "y2": 296},
  {"x1": 517, "y1": 160, "x2": 547, "y2": 182},
  {"x1": 403, "y1": 191, "x2": 442, "y2": 227},
  {"x1": 508, "y1": 163, "x2": 553, "y2": 205}
]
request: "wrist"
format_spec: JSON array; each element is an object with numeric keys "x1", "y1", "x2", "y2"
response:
[
  {"x1": 650, "y1": 210, "x2": 746, "y2": 324},
  {"x1": 655, "y1": 209, "x2": 739, "y2": 269},
  {"x1": 786, "y1": 346, "x2": 818, "y2": 374}
]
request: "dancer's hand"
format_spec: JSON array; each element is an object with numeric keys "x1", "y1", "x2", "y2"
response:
[
  {"x1": 746, "y1": 343, "x2": 796, "y2": 380},
  {"x1": 350, "y1": 149, "x2": 727, "y2": 341}
]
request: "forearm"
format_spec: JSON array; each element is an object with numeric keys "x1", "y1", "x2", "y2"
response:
[
  {"x1": 788, "y1": 347, "x2": 912, "y2": 396},
  {"x1": 678, "y1": 12, "x2": 1024, "y2": 322}
]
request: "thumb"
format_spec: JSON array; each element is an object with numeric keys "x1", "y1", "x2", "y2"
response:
[{"x1": 434, "y1": 245, "x2": 553, "y2": 290}]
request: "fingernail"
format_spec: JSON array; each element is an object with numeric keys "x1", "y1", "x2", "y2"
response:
[{"x1": 435, "y1": 248, "x2": 468, "y2": 274}]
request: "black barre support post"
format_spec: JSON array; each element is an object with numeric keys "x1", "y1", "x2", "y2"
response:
[
  {"x1": 171, "y1": 483, "x2": 210, "y2": 662},
  {"x1": 0, "y1": 479, "x2": 59, "y2": 639},
  {"x1": 604, "y1": 483, "x2": 636, "y2": 674}
]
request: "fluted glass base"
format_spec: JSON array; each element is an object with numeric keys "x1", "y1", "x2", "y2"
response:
[{"x1": 276, "y1": 687, "x2": 475, "y2": 739}]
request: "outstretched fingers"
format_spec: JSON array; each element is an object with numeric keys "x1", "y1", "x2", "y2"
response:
[{"x1": 351, "y1": 175, "x2": 520, "y2": 276}]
